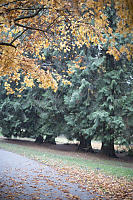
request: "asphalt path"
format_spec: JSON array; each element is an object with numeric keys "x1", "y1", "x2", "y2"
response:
[{"x1": 0, "y1": 149, "x2": 105, "y2": 200}]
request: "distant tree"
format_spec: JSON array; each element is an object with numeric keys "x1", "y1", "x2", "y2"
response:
[{"x1": 0, "y1": 78, "x2": 24, "y2": 138}]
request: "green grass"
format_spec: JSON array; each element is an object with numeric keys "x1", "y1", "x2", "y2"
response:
[{"x1": 0, "y1": 140, "x2": 133, "y2": 180}]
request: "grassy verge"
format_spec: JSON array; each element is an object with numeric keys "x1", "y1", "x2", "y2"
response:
[{"x1": 0, "y1": 140, "x2": 133, "y2": 180}]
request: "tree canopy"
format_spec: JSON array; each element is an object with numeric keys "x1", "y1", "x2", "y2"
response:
[{"x1": 0, "y1": 0, "x2": 133, "y2": 93}]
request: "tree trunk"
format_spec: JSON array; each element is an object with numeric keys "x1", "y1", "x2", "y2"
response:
[
  {"x1": 101, "y1": 138, "x2": 116, "y2": 157},
  {"x1": 78, "y1": 135, "x2": 93, "y2": 152},
  {"x1": 44, "y1": 135, "x2": 56, "y2": 144},
  {"x1": 35, "y1": 135, "x2": 43, "y2": 143}
]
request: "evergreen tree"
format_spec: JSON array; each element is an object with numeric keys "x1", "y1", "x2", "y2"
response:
[
  {"x1": 64, "y1": 46, "x2": 102, "y2": 151},
  {"x1": 89, "y1": 54, "x2": 133, "y2": 156}
]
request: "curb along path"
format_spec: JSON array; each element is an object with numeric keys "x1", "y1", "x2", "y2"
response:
[{"x1": 0, "y1": 149, "x2": 105, "y2": 200}]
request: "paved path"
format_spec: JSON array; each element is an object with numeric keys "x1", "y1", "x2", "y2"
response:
[{"x1": 0, "y1": 149, "x2": 105, "y2": 200}]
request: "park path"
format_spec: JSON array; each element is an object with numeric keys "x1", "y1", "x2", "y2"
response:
[{"x1": 0, "y1": 149, "x2": 105, "y2": 200}]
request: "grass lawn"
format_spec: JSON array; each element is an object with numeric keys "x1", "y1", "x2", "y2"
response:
[{"x1": 0, "y1": 138, "x2": 133, "y2": 180}]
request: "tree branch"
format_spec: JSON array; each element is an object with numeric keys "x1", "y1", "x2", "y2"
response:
[
  {"x1": 15, "y1": 14, "x2": 61, "y2": 35},
  {"x1": 0, "y1": 29, "x2": 27, "y2": 48},
  {"x1": 45, "y1": 15, "x2": 61, "y2": 32},
  {"x1": 14, "y1": 6, "x2": 44, "y2": 22},
  {"x1": 0, "y1": 0, "x2": 25, "y2": 8},
  {"x1": 15, "y1": 22, "x2": 46, "y2": 33},
  {"x1": 7, "y1": 7, "x2": 42, "y2": 11},
  {"x1": 0, "y1": 42, "x2": 16, "y2": 48},
  {"x1": 11, "y1": 29, "x2": 27, "y2": 44}
]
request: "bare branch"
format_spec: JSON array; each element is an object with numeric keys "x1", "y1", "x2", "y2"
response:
[
  {"x1": 0, "y1": 0, "x2": 25, "y2": 8},
  {"x1": 7, "y1": 7, "x2": 42, "y2": 11},
  {"x1": 0, "y1": 28, "x2": 28, "y2": 49},
  {"x1": 0, "y1": 42, "x2": 16, "y2": 48},
  {"x1": 45, "y1": 15, "x2": 61, "y2": 32},
  {"x1": 15, "y1": 22, "x2": 46, "y2": 33},
  {"x1": 11, "y1": 29, "x2": 27, "y2": 44},
  {"x1": 14, "y1": 6, "x2": 44, "y2": 22}
]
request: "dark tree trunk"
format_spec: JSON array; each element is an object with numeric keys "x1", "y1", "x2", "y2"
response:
[
  {"x1": 101, "y1": 138, "x2": 116, "y2": 157},
  {"x1": 78, "y1": 135, "x2": 93, "y2": 152},
  {"x1": 35, "y1": 135, "x2": 43, "y2": 143},
  {"x1": 44, "y1": 135, "x2": 56, "y2": 144}
]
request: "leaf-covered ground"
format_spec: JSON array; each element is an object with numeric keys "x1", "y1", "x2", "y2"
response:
[
  {"x1": 53, "y1": 164, "x2": 133, "y2": 200},
  {"x1": 0, "y1": 149, "x2": 105, "y2": 200},
  {"x1": 0, "y1": 138, "x2": 133, "y2": 199}
]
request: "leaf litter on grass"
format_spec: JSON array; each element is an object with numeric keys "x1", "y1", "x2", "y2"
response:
[
  {"x1": 42, "y1": 158, "x2": 133, "y2": 200},
  {"x1": 1, "y1": 164, "x2": 132, "y2": 200},
  {"x1": 0, "y1": 149, "x2": 102, "y2": 200},
  {"x1": 0, "y1": 141, "x2": 133, "y2": 199}
]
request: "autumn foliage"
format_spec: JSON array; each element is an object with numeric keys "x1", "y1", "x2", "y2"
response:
[{"x1": 0, "y1": 0, "x2": 133, "y2": 93}]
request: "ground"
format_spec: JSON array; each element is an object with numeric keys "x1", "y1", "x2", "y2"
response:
[
  {"x1": 2, "y1": 137, "x2": 133, "y2": 168},
  {"x1": 0, "y1": 149, "x2": 103, "y2": 200},
  {"x1": 0, "y1": 137, "x2": 133, "y2": 200}
]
